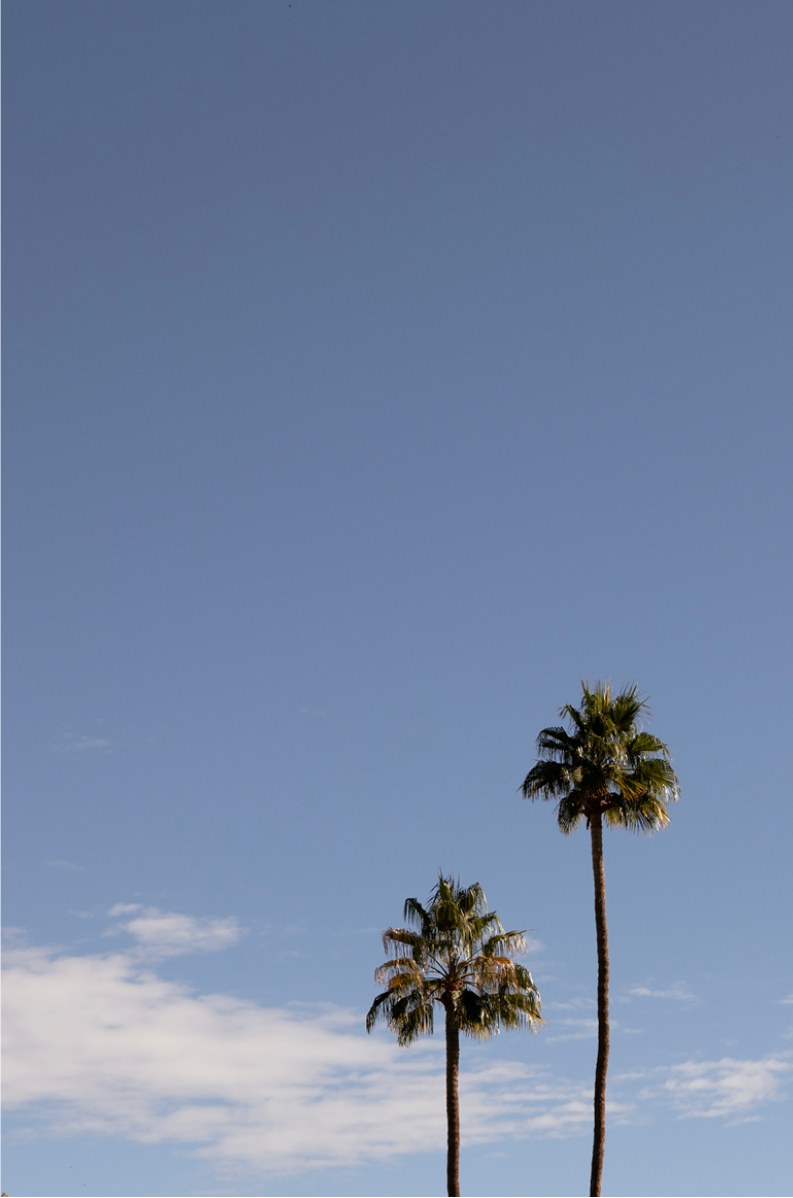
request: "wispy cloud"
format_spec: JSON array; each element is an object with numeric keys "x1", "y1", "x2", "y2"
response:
[
  {"x1": 44, "y1": 860, "x2": 86, "y2": 872},
  {"x1": 2, "y1": 927, "x2": 789, "y2": 1182},
  {"x1": 49, "y1": 733, "x2": 112, "y2": 755},
  {"x1": 102, "y1": 907, "x2": 243, "y2": 959},
  {"x1": 779, "y1": 995, "x2": 793, "y2": 1005},
  {"x1": 635, "y1": 1055, "x2": 792, "y2": 1122},
  {"x1": 629, "y1": 982, "x2": 699, "y2": 1004},
  {"x1": 544, "y1": 996, "x2": 595, "y2": 1012},
  {"x1": 545, "y1": 1018, "x2": 598, "y2": 1043},
  {"x1": 2, "y1": 928, "x2": 27, "y2": 944}
]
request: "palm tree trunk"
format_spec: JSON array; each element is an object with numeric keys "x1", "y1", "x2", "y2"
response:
[
  {"x1": 445, "y1": 1007, "x2": 461, "y2": 1197},
  {"x1": 589, "y1": 813, "x2": 610, "y2": 1197}
]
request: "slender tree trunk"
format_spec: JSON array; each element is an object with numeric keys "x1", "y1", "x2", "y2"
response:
[
  {"x1": 589, "y1": 813, "x2": 610, "y2": 1197},
  {"x1": 445, "y1": 1006, "x2": 461, "y2": 1197}
]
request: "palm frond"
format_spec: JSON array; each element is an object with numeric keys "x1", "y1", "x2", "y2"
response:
[
  {"x1": 393, "y1": 999, "x2": 435, "y2": 1045},
  {"x1": 628, "y1": 731, "x2": 665, "y2": 757},
  {"x1": 522, "y1": 758, "x2": 577, "y2": 800},
  {"x1": 367, "y1": 986, "x2": 436, "y2": 1045},
  {"x1": 367, "y1": 872, "x2": 542, "y2": 1049},
  {"x1": 480, "y1": 930, "x2": 528, "y2": 958},
  {"x1": 489, "y1": 989, "x2": 543, "y2": 1029},
  {"x1": 382, "y1": 926, "x2": 423, "y2": 949},
  {"x1": 456, "y1": 983, "x2": 543, "y2": 1038},
  {"x1": 557, "y1": 790, "x2": 586, "y2": 833},
  {"x1": 403, "y1": 897, "x2": 428, "y2": 929},
  {"x1": 536, "y1": 725, "x2": 577, "y2": 755},
  {"x1": 522, "y1": 680, "x2": 679, "y2": 836},
  {"x1": 373, "y1": 957, "x2": 425, "y2": 988},
  {"x1": 610, "y1": 792, "x2": 672, "y2": 833},
  {"x1": 560, "y1": 704, "x2": 586, "y2": 734}
]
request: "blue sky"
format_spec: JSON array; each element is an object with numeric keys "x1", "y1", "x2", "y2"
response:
[{"x1": 3, "y1": 2, "x2": 792, "y2": 1195}]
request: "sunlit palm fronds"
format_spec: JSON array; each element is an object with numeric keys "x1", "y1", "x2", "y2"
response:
[
  {"x1": 367, "y1": 874, "x2": 542, "y2": 1044},
  {"x1": 522, "y1": 680, "x2": 679, "y2": 833}
]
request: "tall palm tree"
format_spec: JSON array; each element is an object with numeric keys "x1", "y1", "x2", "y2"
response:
[
  {"x1": 521, "y1": 681, "x2": 679, "y2": 1197},
  {"x1": 366, "y1": 874, "x2": 542, "y2": 1197}
]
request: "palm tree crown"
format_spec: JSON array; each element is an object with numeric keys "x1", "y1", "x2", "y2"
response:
[
  {"x1": 521, "y1": 680, "x2": 679, "y2": 832},
  {"x1": 366, "y1": 874, "x2": 542, "y2": 1044}
]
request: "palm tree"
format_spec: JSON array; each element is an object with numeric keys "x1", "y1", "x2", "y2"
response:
[
  {"x1": 366, "y1": 874, "x2": 542, "y2": 1197},
  {"x1": 521, "y1": 681, "x2": 679, "y2": 1197}
]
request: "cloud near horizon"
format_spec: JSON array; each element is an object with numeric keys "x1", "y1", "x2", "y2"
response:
[{"x1": 2, "y1": 924, "x2": 790, "y2": 1180}]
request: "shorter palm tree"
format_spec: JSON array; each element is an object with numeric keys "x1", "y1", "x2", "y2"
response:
[{"x1": 366, "y1": 874, "x2": 542, "y2": 1197}]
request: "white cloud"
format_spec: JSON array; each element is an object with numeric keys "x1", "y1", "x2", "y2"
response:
[
  {"x1": 629, "y1": 982, "x2": 699, "y2": 1003},
  {"x1": 1, "y1": 942, "x2": 596, "y2": 1178},
  {"x1": 545, "y1": 1018, "x2": 598, "y2": 1042},
  {"x1": 102, "y1": 907, "x2": 243, "y2": 958},
  {"x1": 638, "y1": 1056, "x2": 792, "y2": 1122},
  {"x1": 2, "y1": 927, "x2": 790, "y2": 1181},
  {"x1": 544, "y1": 996, "x2": 595, "y2": 1011},
  {"x1": 44, "y1": 860, "x2": 86, "y2": 872},
  {"x1": 779, "y1": 994, "x2": 793, "y2": 1005}
]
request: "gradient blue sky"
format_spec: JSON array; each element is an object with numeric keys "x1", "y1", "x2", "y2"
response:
[{"x1": 3, "y1": 2, "x2": 792, "y2": 1196}]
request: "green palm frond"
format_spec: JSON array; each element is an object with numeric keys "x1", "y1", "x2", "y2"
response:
[
  {"x1": 522, "y1": 758, "x2": 575, "y2": 799},
  {"x1": 403, "y1": 896, "x2": 429, "y2": 930},
  {"x1": 557, "y1": 790, "x2": 587, "y2": 833},
  {"x1": 521, "y1": 680, "x2": 679, "y2": 835},
  {"x1": 455, "y1": 984, "x2": 542, "y2": 1038},
  {"x1": 366, "y1": 985, "x2": 436, "y2": 1045},
  {"x1": 480, "y1": 929, "x2": 529, "y2": 958},
  {"x1": 491, "y1": 986, "x2": 542, "y2": 1026},
  {"x1": 393, "y1": 1000, "x2": 435, "y2": 1045},
  {"x1": 382, "y1": 926, "x2": 426, "y2": 958},
  {"x1": 365, "y1": 989, "x2": 392, "y2": 1032},
  {"x1": 373, "y1": 956, "x2": 425, "y2": 987},
  {"x1": 455, "y1": 988, "x2": 498, "y2": 1036},
  {"x1": 367, "y1": 873, "x2": 543, "y2": 1045}
]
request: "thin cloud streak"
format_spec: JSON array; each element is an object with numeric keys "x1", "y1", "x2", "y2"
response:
[
  {"x1": 101, "y1": 907, "x2": 243, "y2": 959},
  {"x1": 49, "y1": 733, "x2": 112, "y2": 754},
  {"x1": 629, "y1": 982, "x2": 699, "y2": 1003},
  {"x1": 545, "y1": 1018, "x2": 598, "y2": 1043}
]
